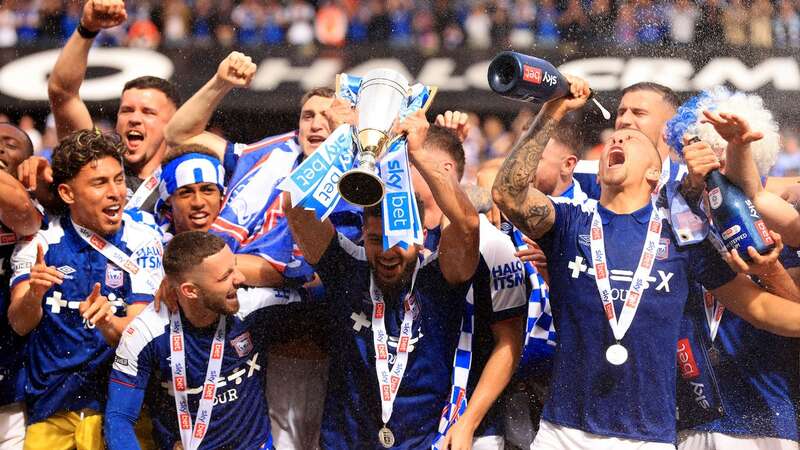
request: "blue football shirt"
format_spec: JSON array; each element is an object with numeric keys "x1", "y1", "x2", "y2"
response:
[
  {"x1": 685, "y1": 246, "x2": 800, "y2": 440},
  {"x1": 314, "y1": 233, "x2": 472, "y2": 449},
  {"x1": 10, "y1": 215, "x2": 163, "y2": 423},
  {"x1": 537, "y1": 199, "x2": 736, "y2": 443}
]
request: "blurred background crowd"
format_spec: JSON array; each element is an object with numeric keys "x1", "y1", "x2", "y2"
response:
[
  {"x1": 2, "y1": 0, "x2": 799, "y2": 51},
  {"x1": 3, "y1": 0, "x2": 800, "y2": 179}
]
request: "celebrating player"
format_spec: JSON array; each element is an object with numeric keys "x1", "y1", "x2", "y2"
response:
[
  {"x1": 492, "y1": 76, "x2": 800, "y2": 450},
  {"x1": 8, "y1": 130, "x2": 163, "y2": 449}
]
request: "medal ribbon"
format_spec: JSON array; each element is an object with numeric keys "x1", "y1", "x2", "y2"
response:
[
  {"x1": 127, "y1": 167, "x2": 162, "y2": 209},
  {"x1": 73, "y1": 222, "x2": 162, "y2": 293},
  {"x1": 589, "y1": 203, "x2": 663, "y2": 343},
  {"x1": 431, "y1": 286, "x2": 474, "y2": 449},
  {"x1": 169, "y1": 312, "x2": 226, "y2": 450},
  {"x1": 370, "y1": 258, "x2": 422, "y2": 426},
  {"x1": 701, "y1": 287, "x2": 724, "y2": 343}
]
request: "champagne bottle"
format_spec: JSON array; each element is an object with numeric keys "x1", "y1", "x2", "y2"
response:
[
  {"x1": 705, "y1": 169, "x2": 775, "y2": 260},
  {"x1": 487, "y1": 51, "x2": 570, "y2": 103}
]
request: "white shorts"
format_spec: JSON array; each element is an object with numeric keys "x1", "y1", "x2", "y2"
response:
[
  {"x1": 678, "y1": 430, "x2": 800, "y2": 450},
  {"x1": 266, "y1": 354, "x2": 329, "y2": 450},
  {"x1": 531, "y1": 420, "x2": 675, "y2": 450},
  {"x1": 0, "y1": 403, "x2": 25, "y2": 450},
  {"x1": 473, "y1": 435, "x2": 504, "y2": 450}
]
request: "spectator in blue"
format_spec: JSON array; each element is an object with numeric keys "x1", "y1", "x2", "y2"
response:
[{"x1": 536, "y1": 0, "x2": 560, "y2": 47}]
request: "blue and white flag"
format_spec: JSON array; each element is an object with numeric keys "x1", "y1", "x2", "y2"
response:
[{"x1": 277, "y1": 124, "x2": 355, "y2": 221}]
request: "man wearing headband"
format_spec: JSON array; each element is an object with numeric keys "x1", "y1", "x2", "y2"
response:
[
  {"x1": 8, "y1": 130, "x2": 163, "y2": 449},
  {"x1": 165, "y1": 51, "x2": 359, "y2": 448},
  {"x1": 153, "y1": 145, "x2": 284, "y2": 288},
  {"x1": 156, "y1": 144, "x2": 226, "y2": 237},
  {"x1": 0, "y1": 122, "x2": 41, "y2": 449}
]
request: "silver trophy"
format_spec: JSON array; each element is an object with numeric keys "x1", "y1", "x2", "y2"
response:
[{"x1": 337, "y1": 69, "x2": 410, "y2": 207}]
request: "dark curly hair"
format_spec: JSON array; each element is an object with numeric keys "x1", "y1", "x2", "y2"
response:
[{"x1": 50, "y1": 129, "x2": 126, "y2": 213}]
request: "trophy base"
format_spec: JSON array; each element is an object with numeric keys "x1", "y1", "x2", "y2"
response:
[{"x1": 338, "y1": 170, "x2": 385, "y2": 207}]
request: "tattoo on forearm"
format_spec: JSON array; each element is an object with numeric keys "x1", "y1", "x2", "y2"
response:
[
  {"x1": 493, "y1": 111, "x2": 560, "y2": 235},
  {"x1": 496, "y1": 114, "x2": 559, "y2": 198}
]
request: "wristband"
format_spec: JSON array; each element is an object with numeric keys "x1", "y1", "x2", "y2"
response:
[{"x1": 77, "y1": 22, "x2": 100, "y2": 39}]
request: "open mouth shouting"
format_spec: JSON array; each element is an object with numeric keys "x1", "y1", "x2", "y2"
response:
[
  {"x1": 125, "y1": 130, "x2": 145, "y2": 151},
  {"x1": 607, "y1": 147, "x2": 626, "y2": 168},
  {"x1": 188, "y1": 210, "x2": 212, "y2": 229},
  {"x1": 101, "y1": 204, "x2": 123, "y2": 223}
]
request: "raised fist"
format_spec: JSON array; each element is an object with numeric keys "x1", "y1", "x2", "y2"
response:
[
  {"x1": 81, "y1": 0, "x2": 128, "y2": 32},
  {"x1": 216, "y1": 52, "x2": 257, "y2": 89}
]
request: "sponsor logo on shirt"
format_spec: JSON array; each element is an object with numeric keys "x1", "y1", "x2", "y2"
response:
[
  {"x1": 114, "y1": 356, "x2": 129, "y2": 366},
  {"x1": 374, "y1": 303, "x2": 385, "y2": 319},
  {"x1": 57, "y1": 265, "x2": 76, "y2": 279},
  {"x1": 676, "y1": 338, "x2": 700, "y2": 379},
  {"x1": 134, "y1": 244, "x2": 162, "y2": 270},
  {"x1": 491, "y1": 261, "x2": 525, "y2": 290},
  {"x1": 0, "y1": 233, "x2": 16, "y2": 245}
]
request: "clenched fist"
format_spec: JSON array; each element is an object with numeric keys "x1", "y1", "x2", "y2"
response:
[
  {"x1": 81, "y1": 0, "x2": 127, "y2": 32},
  {"x1": 216, "y1": 52, "x2": 257, "y2": 89}
]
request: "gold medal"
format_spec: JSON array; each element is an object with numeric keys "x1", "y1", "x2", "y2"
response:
[{"x1": 378, "y1": 425, "x2": 395, "y2": 448}]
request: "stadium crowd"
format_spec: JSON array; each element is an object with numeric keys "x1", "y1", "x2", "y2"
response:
[
  {"x1": 4, "y1": 1, "x2": 800, "y2": 450},
  {"x1": 1, "y1": 0, "x2": 800, "y2": 50}
]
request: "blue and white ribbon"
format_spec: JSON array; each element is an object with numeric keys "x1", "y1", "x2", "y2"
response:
[
  {"x1": 379, "y1": 138, "x2": 424, "y2": 250},
  {"x1": 277, "y1": 124, "x2": 355, "y2": 221},
  {"x1": 432, "y1": 286, "x2": 474, "y2": 449},
  {"x1": 510, "y1": 228, "x2": 556, "y2": 347}
]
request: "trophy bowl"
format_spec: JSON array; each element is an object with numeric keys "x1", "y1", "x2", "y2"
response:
[{"x1": 338, "y1": 69, "x2": 410, "y2": 207}]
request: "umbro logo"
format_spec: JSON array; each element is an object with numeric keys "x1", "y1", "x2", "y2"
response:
[
  {"x1": 578, "y1": 235, "x2": 591, "y2": 247},
  {"x1": 57, "y1": 265, "x2": 76, "y2": 278}
]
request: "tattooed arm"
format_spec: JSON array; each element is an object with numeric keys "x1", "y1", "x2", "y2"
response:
[{"x1": 491, "y1": 75, "x2": 591, "y2": 239}]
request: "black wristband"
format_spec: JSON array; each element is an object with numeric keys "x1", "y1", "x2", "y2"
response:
[{"x1": 77, "y1": 22, "x2": 100, "y2": 39}]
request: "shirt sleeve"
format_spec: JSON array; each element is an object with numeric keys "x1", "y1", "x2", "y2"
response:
[
  {"x1": 690, "y1": 239, "x2": 738, "y2": 291},
  {"x1": 105, "y1": 320, "x2": 154, "y2": 450},
  {"x1": 9, "y1": 233, "x2": 47, "y2": 290},
  {"x1": 104, "y1": 383, "x2": 145, "y2": 450},
  {"x1": 312, "y1": 232, "x2": 367, "y2": 295},
  {"x1": 482, "y1": 227, "x2": 527, "y2": 322}
]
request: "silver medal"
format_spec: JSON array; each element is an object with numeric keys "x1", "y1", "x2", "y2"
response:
[
  {"x1": 606, "y1": 343, "x2": 629, "y2": 365},
  {"x1": 378, "y1": 426, "x2": 395, "y2": 448}
]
